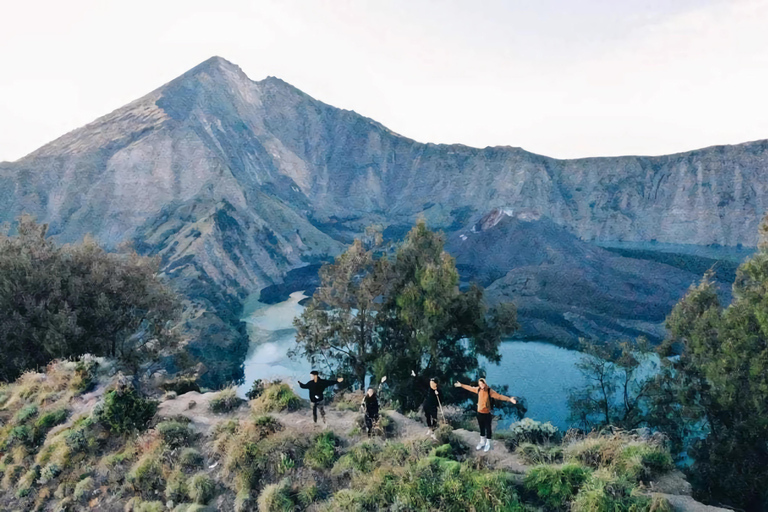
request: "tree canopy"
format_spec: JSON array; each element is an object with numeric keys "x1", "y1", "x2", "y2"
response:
[{"x1": 0, "y1": 216, "x2": 180, "y2": 381}]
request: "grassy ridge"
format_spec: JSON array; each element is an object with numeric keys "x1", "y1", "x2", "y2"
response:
[{"x1": 0, "y1": 363, "x2": 679, "y2": 511}]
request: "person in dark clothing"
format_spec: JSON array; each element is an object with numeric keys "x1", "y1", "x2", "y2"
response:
[
  {"x1": 298, "y1": 370, "x2": 343, "y2": 425},
  {"x1": 455, "y1": 377, "x2": 517, "y2": 452},
  {"x1": 361, "y1": 387, "x2": 380, "y2": 437},
  {"x1": 411, "y1": 370, "x2": 441, "y2": 435}
]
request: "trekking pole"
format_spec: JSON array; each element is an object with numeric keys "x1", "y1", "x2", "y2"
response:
[{"x1": 435, "y1": 391, "x2": 447, "y2": 426}]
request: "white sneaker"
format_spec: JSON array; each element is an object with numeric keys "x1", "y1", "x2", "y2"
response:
[
  {"x1": 483, "y1": 440, "x2": 492, "y2": 452},
  {"x1": 476, "y1": 437, "x2": 486, "y2": 451}
]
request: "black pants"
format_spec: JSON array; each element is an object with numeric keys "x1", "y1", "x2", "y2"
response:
[
  {"x1": 365, "y1": 414, "x2": 379, "y2": 436},
  {"x1": 425, "y1": 408, "x2": 438, "y2": 430},
  {"x1": 477, "y1": 412, "x2": 493, "y2": 438},
  {"x1": 312, "y1": 401, "x2": 326, "y2": 423}
]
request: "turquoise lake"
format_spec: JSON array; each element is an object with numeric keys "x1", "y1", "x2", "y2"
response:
[{"x1": 239, "y1": 291, "x2": 588, "y2": 431}]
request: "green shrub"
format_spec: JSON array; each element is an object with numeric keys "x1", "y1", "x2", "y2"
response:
[
  {"x1": 128, "y1": 453, "x2": 165, "y2": 497},
  {"x1": 157, "y1": 420, "x2": 195, "y2": 449},
  {"x1": 165, "y1": 470, "x2": 189, "y2": 503},
  {"x1": 505, "y1": 418, "x2": 560, "y2": 449},
  {"x1": 208, "y1": 387, "x2": 243, "y2": 413},
  {"x1": 179, "y1": 448, "x2": 204, "y2": 470},
  {"x1": 517, "y1": 442, "x2": 564, "y2": 465},
  {"x1": 257, "y1": 478, "x2": 295, "y2": 512},
  {"x1": 98, "y1": 386, "x2": 158, "y2": 434},
  {"x1": 524, "y1": 463, "x2": 591, "y2": 509},
  {"x1": 73, "y1": 476, "x2": 95, "y2": 501},
  {"x1": 188, "y1": 473, "x2": 215, "y2": 504},
  {"x1": 250, "y1": 383, "x2": 303, "y2": 413},
  {"x1": 304, "y1": 431, "x2": 340, "y2": 470},
  {"x1": 14, "y1": 404, "x2": 38, "y2": 424}
]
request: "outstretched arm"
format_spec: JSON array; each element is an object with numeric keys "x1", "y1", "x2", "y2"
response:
[
  {"x1": 490, "y1": 389, "x2": 517, "y2": 404},
  {"x1": 298, "y1": 381, "x2": 308, "y2": 389},
  {"x1": 455, "y1": 382, "x2": 479, "y2": 394}
]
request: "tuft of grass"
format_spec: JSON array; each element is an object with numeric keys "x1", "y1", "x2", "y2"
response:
[
  {"x1": 433, "y1": 425, "x2": 470, "y2": 459},
  {"x1": 565, "y1": 434, "x2": 674, "y2": 483},
  {"x1": 165, "y1": 470, "x2": 189, "y2": 503},
  {"x1": 570, "y1": 469, "x2": 653, "y2": 512},
  {"x1": 73, "y1": 475, "x2": 95, "y2": 502},
  {"x1": 234, "y1": 489, "x2": 254, "y2": 512},
  {"x1": 257, "y1": 478, "x2": 295, "y2": 512},
  {"x1": 179, "y1": 448, "x2": 204, "y2": 470},
  {"x1": 33, "y1": 408, "x2": 68, "y2": 442},
  {"x1": 304, "y1": 431, "x2": 340, "y2": 470},
  {"x1": 188, "y1": 472, "x2": 215, "y2": 504},
  {"x1": 333, "y1": 442, "x2": 383, "y2": 474},
  {"x1": 156, "y1": 420, "x2": 195, "y2": 449},
  {"x1": 517, "y1": 442, "x2": 564, "y2": 465},
  {"x1": 16, "y1": 465, "x2": 40, "y2": 498},
  {"x1": 14, "y1": 404, "x2": 39, "y2": 424},
  {"x1": 209, "y1": 387, "x2": 244, "y2": 413},
  {"x1": 524, "y1": 463, "x2": 591, "y2": 509},
  {"x1": 250, "y1": 383, "x2": 303, "y2": 413},
  {"x1": 127, "y1": 452, "x2": 165, "y2": 498}
]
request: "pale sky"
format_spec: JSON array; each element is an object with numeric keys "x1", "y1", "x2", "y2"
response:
[{"x1": 1, "y1": 0, "x2": 768, "y2": 162}]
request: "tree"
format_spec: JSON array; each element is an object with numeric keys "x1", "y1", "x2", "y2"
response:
[
  {"x1": 645, "y1": 257, "x2": 768, "y2": 510},
  {"x1": 291, "y1": 220, "x2": 520, "y2": 408},
  {"x1": 567, "y1": 339, "x2": 656, "y2": 430},
  {"x1": 291, "y1": 228, "x2": 389, "y2": 389},
  {"x1": 376, "y1": 220, "x2": 519, "y2": 410},
  {"x1": 0, "y1": 216, "x2": 180, "y2": 381}
]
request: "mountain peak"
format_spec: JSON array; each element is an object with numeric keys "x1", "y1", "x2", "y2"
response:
[{"x1": 178, "y1": 55, "x2": 251, "y2": 84}]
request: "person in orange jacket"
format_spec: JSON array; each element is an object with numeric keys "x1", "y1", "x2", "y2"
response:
[{"x1": 454, "y1": 377, "x2": 517, "y2": 452}]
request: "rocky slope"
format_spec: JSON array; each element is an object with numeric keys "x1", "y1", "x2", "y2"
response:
[
  {"x1": 1, "y1": 56, "x2": 765, "y2": 381},
  {"x1": 447, "y1": 209, "x2": 733, "y2": 345}
]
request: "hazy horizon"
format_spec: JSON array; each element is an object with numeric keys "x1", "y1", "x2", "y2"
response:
[{"x1": 2, "y1": 0, "x2": 768, "y2": 162}]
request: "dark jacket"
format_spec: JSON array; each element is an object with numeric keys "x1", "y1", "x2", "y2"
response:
[
  {"x1": 298, "y1": 378, "x2": 338, "y2": 403},
  {"x1": 413, "y1": 371, "x2": 440, "y2": 412},
  {"x1": 363, "y1": 394, "x2": 380, "y2": 417}
]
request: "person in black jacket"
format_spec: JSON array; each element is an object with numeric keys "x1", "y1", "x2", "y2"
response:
[
  {"x1": 298, "y1": 370, "x2": 343, "y2": 425},
  {"x1": 361, "y1": 387, "x2": 380, "y2": 437},
  {"x1": 411, "y1": 370, "x2": 441, "y2": 435}
]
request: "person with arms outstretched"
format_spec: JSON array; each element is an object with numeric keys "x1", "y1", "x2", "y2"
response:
[
  {"x1": 454, "y1": 377, "x2": 517, "y2": 452},
  {"x1": 298, "y1": 370, "x2": 343, "y2": 425}
]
